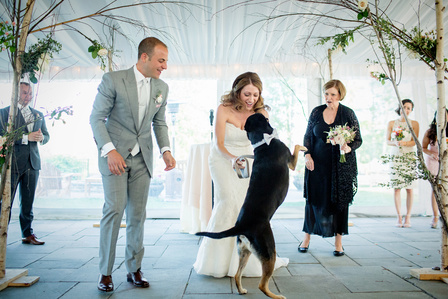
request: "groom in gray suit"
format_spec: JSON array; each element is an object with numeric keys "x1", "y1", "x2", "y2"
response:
[{"x1": 90, "y1": 37, "x2": 176, "y2": 292}]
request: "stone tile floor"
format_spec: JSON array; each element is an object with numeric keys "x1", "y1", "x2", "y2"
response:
[{"x1": 2, "y1": 216, "x2": 448, "y2": 298}]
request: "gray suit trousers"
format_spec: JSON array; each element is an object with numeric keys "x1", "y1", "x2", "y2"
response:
[{"x1": 99, "y1": 152, "x2": 151, "y2": 275}]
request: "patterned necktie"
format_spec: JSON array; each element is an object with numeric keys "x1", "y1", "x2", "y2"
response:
[{"x1": 21, "y1": 106, "x2": 34, "y2": 133}]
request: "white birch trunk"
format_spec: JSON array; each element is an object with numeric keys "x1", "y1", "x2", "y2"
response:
[
  {"x1": 434, "y1": 0, "x2": 448, "y2": 271},
  {"x1": 0, "y1": 0, "x2": 35, "y2": 278},
  {"x1": 328, "y1": 48, "x2": 333, "y2": 80}
]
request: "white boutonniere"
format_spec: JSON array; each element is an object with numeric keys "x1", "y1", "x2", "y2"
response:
[{"x1": 155, "y1": 91, "x2": 163, "y2": 104}]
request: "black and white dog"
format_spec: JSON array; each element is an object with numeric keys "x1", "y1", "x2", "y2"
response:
[{"x1": 196, "y1": 113, "x2": 306, "y2": 299}]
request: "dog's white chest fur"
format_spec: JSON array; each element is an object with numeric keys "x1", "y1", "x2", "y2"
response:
[{"x1": 239, "y1": 235, "x2": 255, "y2": 252}]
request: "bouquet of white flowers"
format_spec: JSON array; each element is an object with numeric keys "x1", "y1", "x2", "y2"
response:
[{"x1": 326, "y1": 124, "x2": 356, "y2": 163}]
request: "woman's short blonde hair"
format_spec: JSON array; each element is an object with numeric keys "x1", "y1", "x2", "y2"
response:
[{"x1": 323, "y1": 79, "x2": 346, "y2": 101}]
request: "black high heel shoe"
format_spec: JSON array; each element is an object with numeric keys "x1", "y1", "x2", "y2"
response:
[
  {"x1": 333, "y1": 247, "x2": 345, "y2": 256},
  {"x1": 298, "y1": 241, "x2": 309, "y2": 253}
]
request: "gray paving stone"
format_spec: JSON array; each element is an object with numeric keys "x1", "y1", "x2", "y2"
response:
[
  {"x1": 40, "y1": 246, "x2": 98, "y2": 260},
  {"x1": 60, "y1": 282, "x2": 117, "y2": 299},
  {"x1": 187, "y1": 272, "x2": 235, "y2": 294},
  {"x1": 27, "y1": 268, "x2": 75, "y2": 283},
  {"x1": 341, "y1": 244, "x2": 399, "y2": 259},
  {"x1": 356, "y1": 232, "x2": 410, "y2": 243},
  {"x1": 410, "y1": 277, "x2": 448, "y2": 299},
  {"x1": 313, "y1": 255, "x2": 360, "y2": 267},
  {"x1": 153, "y1": 244, "x2": 199, "y2": 269},
  {"x1": 275, "y1": 275, "x2": 350, "y2": 294},
  {"x1": 331, "y1": 292, "x2": 432, "y2": 298},
  {"x1": 0, "y1": 282, "x2": 76, "y2": 299},
  {"x1": 27, "y1": 259, "x2": 91, "y2": 269},
  {"x1": 288, "y1": 263, "x2": 332, "y2": 276},
  {"x1": 353, "y1": 257, "x2": 416, "y2": 267},
  {"x1": 5, "y1": 253, "x2": 46, "y2": 268},
  {"x1": 2, "y1": 217, "x2": 447, "y2": 298},
  {"x1": 326, "y1": 266, "x2": 421, "y2": 293}
]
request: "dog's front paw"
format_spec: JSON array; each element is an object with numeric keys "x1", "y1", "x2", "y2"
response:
[{"x1": 295, "y1": 144, "x2": 307, "y2": 152}]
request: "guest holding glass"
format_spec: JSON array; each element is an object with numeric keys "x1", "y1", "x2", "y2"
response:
[
  {"x1": 299, "y1": 79, "x2": 362, "y2": 257},
  {"x1": 0, "y1": 82, "x2": 50, "y2": 245},
  {"x1": 386, "y1": 99, "x2": 419, "y2": 228},
  {"x1": 422, "y1": 109, "x2": 447, "y2": 229}
]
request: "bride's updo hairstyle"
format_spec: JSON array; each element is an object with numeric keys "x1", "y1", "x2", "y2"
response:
[
  {"x1": 395, "y1": 99, "x2": 414, "y2": 115},
  {"x1": 221, "y1": 72, "x2": 266, "y2": 113},
  {"x1": 323, "y1": 79, "x2": 347, "y2": 101}
]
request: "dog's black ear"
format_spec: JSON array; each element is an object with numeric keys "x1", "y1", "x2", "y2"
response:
[{"x1": 245, "y1": 113, "x2": 266, "y2": 132}]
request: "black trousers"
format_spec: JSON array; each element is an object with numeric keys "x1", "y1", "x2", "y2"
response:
[{"x1": 10, "y1": 159, "x2": 39, "y2": 237}]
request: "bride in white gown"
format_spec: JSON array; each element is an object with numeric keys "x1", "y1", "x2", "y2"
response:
[{"x1": 193, "y1": 72, "x2": 288, "y2": 278}]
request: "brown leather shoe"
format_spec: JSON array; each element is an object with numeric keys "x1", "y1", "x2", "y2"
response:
[
  {"x1": 22, "y1": 234, "x2": 45, "y2": 245},
  {"x1": 97, "y1": 274, "x2": 114, "y2": 292},
  {"x1": 127, "y1": 269, "x2": 150, "y2": 288}
]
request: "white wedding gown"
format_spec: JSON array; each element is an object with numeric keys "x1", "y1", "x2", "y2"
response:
[{"x1": 193, "y1": 123, "x2": 289, "y2": 278}]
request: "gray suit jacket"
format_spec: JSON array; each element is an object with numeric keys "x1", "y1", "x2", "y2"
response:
[
  {"x1": 90, "y1": 67, "x2": 170, "y2": 177},
  {"x1": 0, "y1": 106, "x2": 50, "y2": 171}
]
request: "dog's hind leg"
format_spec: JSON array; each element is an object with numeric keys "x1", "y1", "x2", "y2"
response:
[
  {"x1": 235, "y1": 236, "x2": 251, "y2": 295},
  {"x1": 259, "y1": 257, "x2": 285, "y2": 299},
  {"x1": 254, "y1": 227, "x2": 286, "y2": 299},
  {"x1": 288, "y1": 144, "x2": 307, "y2": 170}
]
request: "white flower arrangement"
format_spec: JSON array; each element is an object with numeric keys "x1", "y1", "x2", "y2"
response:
[
  {"x1": 98, "y1": 48, "x2": 108, "y2": 57},
  {"x1": 358, "y1": 0, "x2": 368, "y2": 11}
]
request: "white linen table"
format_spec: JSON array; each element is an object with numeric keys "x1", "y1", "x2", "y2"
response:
[{"x1": 180, "y1": 143, "x2": 212, "y2": 234}]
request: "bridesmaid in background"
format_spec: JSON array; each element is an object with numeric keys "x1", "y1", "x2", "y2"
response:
[
  {"x1": 386, "y1": 99, "x2": 419, "y2": 228},
  {"x1": 422, "y1": 109, "x2": 448, "y2": 229}
]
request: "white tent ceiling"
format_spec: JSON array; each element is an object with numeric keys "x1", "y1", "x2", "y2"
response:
[{"x1": 0, "y1": 0, "x2": 445, "y2": 81}]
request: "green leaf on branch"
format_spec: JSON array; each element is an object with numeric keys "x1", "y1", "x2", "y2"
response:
[
  {"x1": 20, "y1": 34, "x2": 62, "y2": 84},
  {"x1": 30, "y1": 74, "x2": 37, "y2": 84}
]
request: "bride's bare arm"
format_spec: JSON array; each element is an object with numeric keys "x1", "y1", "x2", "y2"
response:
[{"x1": 214, "y1": 105, "x2": 239, "y2": 165}]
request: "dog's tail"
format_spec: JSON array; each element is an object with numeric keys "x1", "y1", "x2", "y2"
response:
[{"x1": 196, "y1": 226, "x2": 240, "y2": 239}]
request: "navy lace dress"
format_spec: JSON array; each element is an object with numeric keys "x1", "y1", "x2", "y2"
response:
[{"x1": 302, "y1": 104, "x2": 362, "y2": 237}]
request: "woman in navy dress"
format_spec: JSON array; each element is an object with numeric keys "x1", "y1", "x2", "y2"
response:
[{"x1": 299, "y1": 79, "x2": 362, "y2": 256}]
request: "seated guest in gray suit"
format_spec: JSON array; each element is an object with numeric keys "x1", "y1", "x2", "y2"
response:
[
  {"x1": 90, "y1": 37, "x2": 176, "y2": 292},
  {"x1": 0, "y1": 82, "x2": 50, "y2": 245}
]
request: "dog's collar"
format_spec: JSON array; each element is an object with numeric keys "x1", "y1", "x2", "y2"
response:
[{"x1": 251, "y1": 128, "x2": 278, "y2": 149}]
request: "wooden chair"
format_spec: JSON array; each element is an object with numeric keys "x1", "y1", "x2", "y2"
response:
[{"x1": 36, "y1": 162, "x2": 73, "y2": 197}]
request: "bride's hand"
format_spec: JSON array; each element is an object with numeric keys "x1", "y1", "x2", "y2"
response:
[{"x1": 232, "y1": 157, "x2": 246, "y2": 169}]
